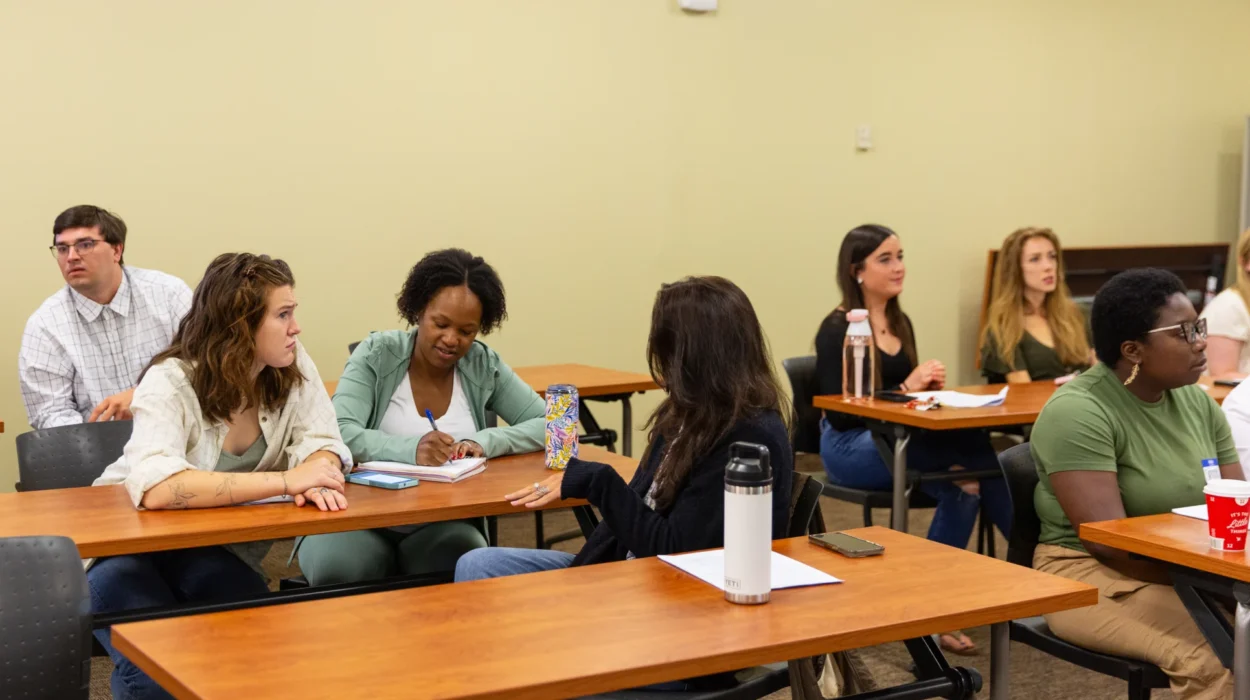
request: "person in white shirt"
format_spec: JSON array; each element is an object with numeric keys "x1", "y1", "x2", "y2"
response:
[
  {"x1": 89, "y1": 253, "x2": 352, "y2": 700},
  {"x1": 1221, "y1": 376, "x2": 1250, "y2": 466},
  {"x1": 1200, "y1": 228, "x2": 1250, "y2": 379},
  {"x1": 19, "y1": 205, "x2": 192, "y2": 429}
]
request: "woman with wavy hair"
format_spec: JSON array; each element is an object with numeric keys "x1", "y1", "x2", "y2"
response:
[
  {"x1": 980, "y1": 227, "x2": 1092, "y2": 383},
  {"x1": 89, "y1": 253, "x2": 352, "y2": 700}
]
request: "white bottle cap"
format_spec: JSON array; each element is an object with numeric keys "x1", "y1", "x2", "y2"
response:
[{"x1": 846, "y1": 309, "x2": 872, "y2": 337}]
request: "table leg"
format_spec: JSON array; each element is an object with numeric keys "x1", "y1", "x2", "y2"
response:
[
  {"x1": 1236, "y1": 592, "x2": 1250, "y2": 700},
  {"x1": 890, "y1": 428, "x2": 912, "y2": 531},
  {"x1": 622, "y1": 396, "x2": 633, "y2": 457},
  {"x1": 990, "y1": 622, "x2": 1010, "y2": 700}
]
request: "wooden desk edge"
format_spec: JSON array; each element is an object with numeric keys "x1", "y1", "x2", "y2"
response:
[
  {"x1": 110, "y1": 633, "x2": 201, "y2": 700},
  {"x1": 811, "y1": 396, "x2": 1039, "y2": 431},
  {"x1": 110, "y1": 562, "x2": 1097, "y2": 700},
  {"x1": 74, "y1": 495, "x2": 596, "y2": 559}
]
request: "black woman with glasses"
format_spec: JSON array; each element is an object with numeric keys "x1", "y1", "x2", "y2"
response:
[
  {"x1": 19, "y1": 205, "x2": 192, "y2": 429},
  {"x1": 1030, "y1": 268, "x2": 1242, "y2": 700}
]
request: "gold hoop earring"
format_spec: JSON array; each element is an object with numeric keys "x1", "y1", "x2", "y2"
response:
[{"x1": 1123, "y1": 363, "x2": 1140, "y2": 386}]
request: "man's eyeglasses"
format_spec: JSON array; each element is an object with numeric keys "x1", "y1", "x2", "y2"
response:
[
  {"x1": 1146, "y1": 318, "x2": 1208, "y2": 345},
  {"x1": 49, "y1": 239, "x2": 105, "y2": 259}
]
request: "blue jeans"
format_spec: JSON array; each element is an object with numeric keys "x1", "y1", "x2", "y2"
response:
[
  {"x1": 819, "y1": 418, "x2": 1012, "y2": 550},
  {"x1": 454, "y1": 547, "x2": 576, "y2": 581},
  {"x1": 88, "y1": 547, "x2": 269, "y2": 700},
  {"x1": 454, "y1": 548, "x2": 694, "y2": 692}
]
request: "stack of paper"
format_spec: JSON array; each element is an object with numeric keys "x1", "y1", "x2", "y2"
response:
[
  {"x1": 658, "y1": 550, "x2": 842, "y2": 591},
  {"x1": 357, "y1": 458, "x2": 487, "y2": 483},
  {"x1": 909, "y1": 386, "x2": 1009, "y2": 409},
  {"x1": 1172, "y1": 504, "x2": 1208, "y2": 521}
]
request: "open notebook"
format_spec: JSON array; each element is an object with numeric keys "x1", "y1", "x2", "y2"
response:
[{"x1": 356, "y1": 458, "x2": 487, "y2": 483}]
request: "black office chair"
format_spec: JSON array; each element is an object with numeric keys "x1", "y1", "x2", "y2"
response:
[
  {"x1": 15, "y1": 420, "x2": 133, "y2": 492},
  {"x1": 0, "y1": 536, "x2": 93, "y2": 700},
  {"x1": 782, "y1": 356, "x2": 995, "y2": 556},
  {"x1": 998, "y1": 443, "x2": 1170, "y2": 700}
]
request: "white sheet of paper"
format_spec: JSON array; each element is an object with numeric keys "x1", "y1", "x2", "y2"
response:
[
  {"x1": 909, "y1": 386, "x2": 1009, "y2": 409},
  {"x1": 1172, "y1": 504, "x2": 1208, "y2": 521},
  {"x1": 658, "y1": 550, "x2": 841, "y2": 591},
  {"x1": 358, "y1": 458, "x2": 487, "y2": 482}
]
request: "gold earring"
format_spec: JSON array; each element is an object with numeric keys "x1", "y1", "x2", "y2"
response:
[{"x1": 1123, "y1": 363, "x2": 1140, "y2": 386}]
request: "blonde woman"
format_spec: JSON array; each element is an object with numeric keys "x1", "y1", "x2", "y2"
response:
[
  {"x1": 980, "y1": 227, "x2": 1092, "y2": 384},
  {"x1": 1199, "y1": 228, "x2": 1250, "y2": 379}
]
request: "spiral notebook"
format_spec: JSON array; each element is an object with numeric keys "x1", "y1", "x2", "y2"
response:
[{"x1": 355, "y1": 458, "x2": 487, "y2": 483}]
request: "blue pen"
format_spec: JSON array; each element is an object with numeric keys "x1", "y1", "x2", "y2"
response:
[{"x1": 424, "y1": 409, "x2": 440, "y2": 433}]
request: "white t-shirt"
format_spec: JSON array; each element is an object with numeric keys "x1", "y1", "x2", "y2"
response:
[
  {"x1": 378, "y1": 371, "x2": 477, "y2": 443},
  {"x1": 1221, "y1": 380, "x2": 1250, "y2": 466},
  {"x1": 1201, "y1": 288, "x2": 1250, "y2": 374}
]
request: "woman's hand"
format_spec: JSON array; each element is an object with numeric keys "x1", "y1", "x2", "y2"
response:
[
  {"x1": 294, "y1": 487, "x2": 348, "y2": 511},
  {"x1": 417, "y1": 431, "x2": 456, "y2": 465},
  {"x1": 506, "y1": 472, "x2": 565, "y2": 509},
  {"x1": 903, "y1": 360, "x2": 945, "y2": 391},
  {"x1": 452, "y1": 440, "x2": 484, "y2": 460},
  {"x1": 285, "y1": 454, "x2": 346, "y2": 495}
]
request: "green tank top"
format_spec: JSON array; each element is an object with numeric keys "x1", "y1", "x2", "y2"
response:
[
  {"x1": 214, "y1": 434, "x2": 273, "y2": 574},
  {"x1": 214, "y1": 434, "x2": 269, "y2": 473}
]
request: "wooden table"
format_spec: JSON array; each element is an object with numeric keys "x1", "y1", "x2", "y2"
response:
[
  {"x1": 1083, "y1": 514, "x2": 1250, "y2": 698},
  {"x1": 0, "y1": 445, "x2": 634, "y2": 559},
  {"x1": 112, "y1": 526, "x2": 1096, "y2": 700},
  {"x1": 325, "y1": 363, "x2": 658, "y2": 457},
  {"x1": 815, "y1": 381, "x2": 1053, "y2": 531},
  {"x1": 816, "y1": 379, "x2": 1231, "y2": 531}
]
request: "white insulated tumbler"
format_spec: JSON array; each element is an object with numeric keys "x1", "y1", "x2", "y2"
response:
[{"x1": 723, "y1": 442, "x2": 773, "y2": 604}]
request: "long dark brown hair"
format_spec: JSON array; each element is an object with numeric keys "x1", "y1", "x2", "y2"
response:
[
  {"x1": 145, "y1": 253, "x2": 303, "y2": 423},
  {"x1": 643, "y1": 276, "x2": 789, "y2": 510},
  {"x1": 835, "y1": 224, "x2": 917, "y2": 364}
]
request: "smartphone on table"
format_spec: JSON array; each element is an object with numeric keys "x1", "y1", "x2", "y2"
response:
[
  {"x1": 809, "y1": 531, "x2": 885, "y2": 557},
  {"x1": 347, "y1": 471, "x2": 420, "y2": 490}
]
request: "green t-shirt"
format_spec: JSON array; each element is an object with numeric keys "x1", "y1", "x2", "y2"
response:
[{"x1": 1031, "y1": 362, "x2": 1239, "y2": 552}]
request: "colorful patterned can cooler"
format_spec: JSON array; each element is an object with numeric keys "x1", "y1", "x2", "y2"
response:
[{"x1": 545, "y1": 384, "x2": 579, "y2": 470}]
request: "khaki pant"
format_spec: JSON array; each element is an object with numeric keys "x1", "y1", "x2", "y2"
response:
[{"x1": 1034, "y1": 544, "x2": 1232, "y2": 700}]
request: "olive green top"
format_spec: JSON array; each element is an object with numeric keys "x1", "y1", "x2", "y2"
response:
[
  {"x1": 980, "y1": 330, "x2": 1089, "y2": 383},
  {"x1": 214, "y1": 434, "x2": 274, "y2": 573}
]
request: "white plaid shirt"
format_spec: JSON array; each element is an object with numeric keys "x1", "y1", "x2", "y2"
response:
[{"x1": 19, "y1": 267, "x2": 192, "y2": 429}]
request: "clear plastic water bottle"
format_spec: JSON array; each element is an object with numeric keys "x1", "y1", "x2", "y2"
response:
[{"x1": 842, "y1": 309, "x2": 876, "y2": 402}]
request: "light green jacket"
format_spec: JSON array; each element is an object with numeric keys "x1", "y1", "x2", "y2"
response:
[{"x1": 332, "y1": 329, "x2": 545, "y2": 463}]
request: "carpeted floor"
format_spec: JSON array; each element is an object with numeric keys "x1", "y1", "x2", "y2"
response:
[{"x1": 88, "y1": 455, "x2": 1176, "y2": 699}]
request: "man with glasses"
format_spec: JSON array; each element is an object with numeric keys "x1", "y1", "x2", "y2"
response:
[{"x1": 19, "y1": 205, "x2": 192, "y2": 429}]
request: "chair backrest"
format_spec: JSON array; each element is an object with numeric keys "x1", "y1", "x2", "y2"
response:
[
  {"x1": 16, "y1": 421, "x2": 134, "y2": 491},
  {"x1": 787, "y1": 473, "x2": 827, "y2": 537},
  {"x1": 0, "y1": 536, "x2": 92, "y2": 699},
  {"x1": 782, "y1": 356, "x2": 822, "y2": 455},
  {"x1": 999, "y1": 442, "x2": 1041, "y2": 568}
]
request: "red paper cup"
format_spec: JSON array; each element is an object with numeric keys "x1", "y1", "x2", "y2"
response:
[{"x1": 1204, "y1": 479, "x2": 1250, "y2": 551}]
